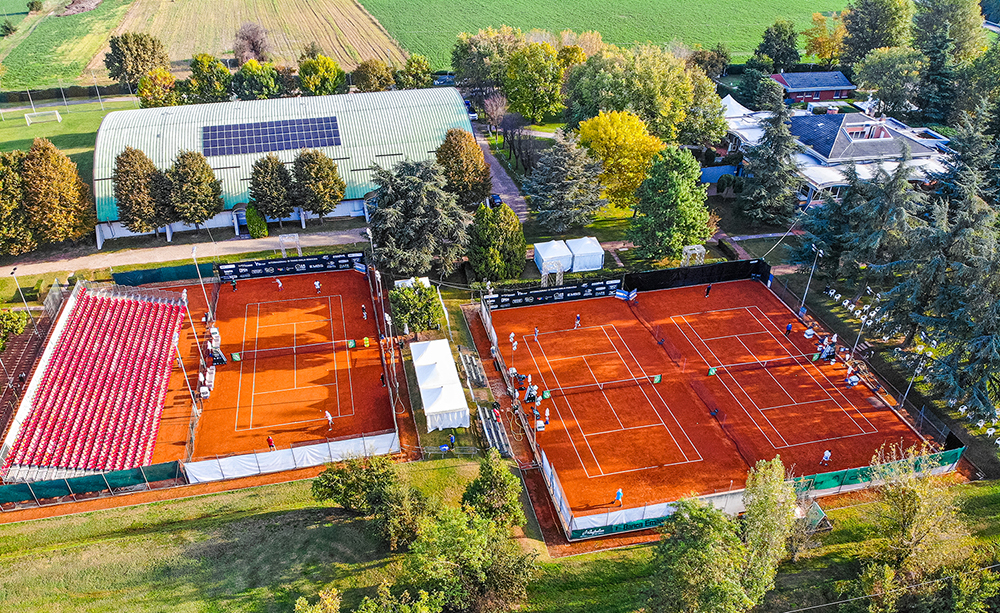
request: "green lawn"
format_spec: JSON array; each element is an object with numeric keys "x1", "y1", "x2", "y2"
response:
[
  {"x1": 0, "y1": 0, "x2": 134, "y2": 89},
  {"x1": 0, "y1": 99, "x2": 135, "y2": 188},
  {"x1": 361, "y1": 0, "x2": 847, "y2": 69}
]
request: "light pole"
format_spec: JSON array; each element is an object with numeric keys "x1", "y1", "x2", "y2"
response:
[
  {"x1": 852, "y1": 316, "x2": 873, "y2": 355},
  {"x1": 10, "y1": 267, "x2": 40, "y2": 338},
  {"x1": 173, "y1": 332, "x2": 201, "y2": 415},
  {"x1": 899, "y1": 346, "x2": 933, "y2": 410},
  {"x1": 0, "y1": 356, "x2": 18, "y2": 402},
  {"x1": 191, "y1": 246, "x2": 213, "y2": 323},
  {"x1": 800, "y1": 244, "x2": 824, "y2": 313}
]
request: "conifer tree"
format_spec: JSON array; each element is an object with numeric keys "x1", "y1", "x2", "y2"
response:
[
  {"x1": 113, "y1": 147, "x2": 162, "y2": 233},
  {"x1": 522, "y1": 133, "x2": 606, "y2": 232},
  {"x1": 917, "y1": 28, "x2": 957, "y2": 124},
  {"x1": 292, "y1": 149, "x2": 345, "y2": 224},
  {"x1": 250, "y1": 153, "x2": 294, "y2": 227},
  {"x1": 738, "y1": 92, "x2": 800, "y2": 224},
  {"x1": 467, "y1": 202, "x2": 526, "y2": 281},
  {"x1": 167, "y1": 150, "x2": 223, "y2": 227},
  {"x1": 434, "y1": 128, "x2": 492, "y2": 210},
  {"x1": 627, "y1": 146, "x2": 712, "y2": 260},
  {"x1": 789, "y1": 187, "x2": 855, "y2": 276}
]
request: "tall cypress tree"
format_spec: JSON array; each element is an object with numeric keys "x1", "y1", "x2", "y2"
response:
[
  {"x1": 167, "y1": 150, "x2": 223, "y2": 227},
  {"x1": 917, "y1": 27, "x2": 957, "y2": 124},
  {"x1": 522, "y1": 133, "x2": 606, "y2": 232},
  {"x1": 0, "y1": 151, "x2": 35, "y2": 256},
  {"x1": 249, "y1": 153, "x2": 293, "y2": 227},
  {"x1": 292, "y1": 149, "x2": 345, "y2": 224},
  {"x1": 113, "y1": 147, "x2": 161, "y2": 233},
  {"x1": 467, "y1": 202, "x2": 526, "y2": 281},
  {"x1": 738, "y1": 92, "x2": 801, "y2": 225}
]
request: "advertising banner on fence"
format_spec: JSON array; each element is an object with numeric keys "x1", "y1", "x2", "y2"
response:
[
  {"x1": 484, "y1": 279, "x2": 623, "y2": 310},
  {"x1": 217, "y1": 252, "x2": 366, "y2": 281}
]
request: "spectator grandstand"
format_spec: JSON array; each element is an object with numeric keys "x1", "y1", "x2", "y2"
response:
[{"x1": 0, "y1": 282, "x2": 187, "y2": 483}]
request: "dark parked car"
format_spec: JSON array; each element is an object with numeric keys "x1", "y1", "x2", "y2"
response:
[{"x1": 490, "y1": 194, "x2": 503, "y2": 207}]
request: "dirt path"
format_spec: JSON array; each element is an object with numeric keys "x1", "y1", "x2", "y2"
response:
[
  {"x1": 473, "y1": 123, "x2": 528, "y2": 221},
  {"x1": 1, "y1": 228, "x2": 368, "y2": 277}
]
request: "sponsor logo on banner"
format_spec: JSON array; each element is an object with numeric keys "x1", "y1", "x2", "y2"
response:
[
  {"x1": 484, "y1": 278, "x2": 623, "y2": 309},
  {"x1": 216, "y1": 253, "x2": 366, "y2": 281}
]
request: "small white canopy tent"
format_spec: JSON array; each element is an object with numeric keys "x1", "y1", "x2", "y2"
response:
[
  {"x1": 533, "y1": 240, "x2": 573, "y2": 274},
  {"x1": 721, "y1": 94, "x2": 753, "y2": 118},
  {"x1": 565, "y1": 236, "x2": 604, "y2": 272},
  {"x1": 411, "y1": 339, "x2": 469, "y2": 432}
]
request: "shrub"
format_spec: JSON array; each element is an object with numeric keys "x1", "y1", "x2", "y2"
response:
[
  {"x1": 244, "y1": 204, "x2": 268, "y2": 238},
  {"x1": 27, "y1": 0, "x2": 42, "y2": 12},
  {"x1": 2, "y1": 19, "x2": 17, "y2": 37}
]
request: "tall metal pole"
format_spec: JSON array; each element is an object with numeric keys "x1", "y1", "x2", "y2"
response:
[
  {"x1": 173, "y1": 333, "x2": 200, "y2": 412},
  {"x1": 0, "y1": 355, "x2": 17, "y2": 402},
  {"x1": 92, "y1": 71, "x2": 104, "y2": 111},
  {"x1": 900, "y1": 349, "x2": 932, "y2": 410},
  {"x1": 191, "y1": 246, "x2": 213, "y2": 323},
  {"x1": 800, "y1": 244, "x2": 823, "y2": 312},
  {"x1": 10, "y1": 268, "x2": 40, "y2": 338},
  {"x1": 852, "y1": 317, "x2": 870, "y2": 355}
]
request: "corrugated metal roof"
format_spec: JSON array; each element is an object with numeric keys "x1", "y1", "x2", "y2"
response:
[{"x1": 93, "y1": 88, "x2": 473, "y2": 222}]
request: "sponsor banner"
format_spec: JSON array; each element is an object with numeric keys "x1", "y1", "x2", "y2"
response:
[
  {"x1": 614, "y1": 289, "x2": 629, "y2": 301},
  {"x1": 484, "y1": 279, "x2": 623, "y2": 310},
  {"x1": 628, "y1": 288, "x2": 638, "y2": 301},
  {"x1": 570, "y1": 516, "x2": 670, "y2": 540},
  {"x1": 217, "y1": 252, "x2": 366, "y2": 281}
]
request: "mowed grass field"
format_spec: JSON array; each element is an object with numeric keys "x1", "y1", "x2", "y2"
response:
[
  {"x1": 360, "y1": 0, "x2": 848, "y2": 68},
  {"x1": 85, "y1": 0, "x2": 407, "y2": 77},
  {"x1": 0, "y1": 0, "x2": 135, "y2": 89}
]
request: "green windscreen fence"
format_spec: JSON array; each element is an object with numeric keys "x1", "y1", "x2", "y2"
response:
[
  {"x1": 0, "y1": 462, "x2": 182, "y2": 506},
  {"x1": 796, "y1": 447, "x2": 964, "y2": 493},
  {"x1": 112, "y1": 263, "x2": 215, "y2": 286}
]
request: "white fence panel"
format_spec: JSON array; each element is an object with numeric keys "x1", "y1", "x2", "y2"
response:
[{"x1": 184, "y1": 459, "x2": 225, "y2": 483}]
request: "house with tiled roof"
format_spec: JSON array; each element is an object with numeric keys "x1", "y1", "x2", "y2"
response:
[{"x1": 770, "y1": 71, "x2": 856, "y2": 102}]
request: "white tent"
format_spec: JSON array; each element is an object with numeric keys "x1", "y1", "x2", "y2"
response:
[
  {"x1": 721, "y1": 94, "x2": 753, "y2": 118},
  {"x1": 565, "y1": 236, "x2": 604, "y2": 272},
  {"x1": 533, "y1": 240, "x2": 573, "y2": 274},
  {"x1": 411, "y1": 339, "x2": 470, "y2": 432}
]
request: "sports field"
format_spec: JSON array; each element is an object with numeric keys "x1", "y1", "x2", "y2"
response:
[
  {"x1": 185, "y1": 270, "x2": 394, "y2": 459},
  {"x1": 360, "y1": 0, "x2": 848, "y2": 68},
  {"x1": 488, "y1": 280, "x2": 922, "y2": 516}
]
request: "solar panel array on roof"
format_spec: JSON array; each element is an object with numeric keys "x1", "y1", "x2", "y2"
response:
[{"x1": 202, "y1": 117, "x2": 341, "y2": 157}]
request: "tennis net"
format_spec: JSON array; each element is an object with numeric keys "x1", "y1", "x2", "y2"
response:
[
  {"x1": 541, "y1": 375, "x2": 662, "y2": 399},
  {"x1": 709, "y1": 353, "x2": 821, "y2": 376},
  {"x1": 688, "y1": 379, "x2": 757, "y2": 467},
  {"x1": 231, "y1": 340, "x2": 351, "y2": 362}
]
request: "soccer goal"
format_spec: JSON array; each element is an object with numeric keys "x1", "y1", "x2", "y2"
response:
[
  {"x1": 25, "y1": 110, "x2": 62, "y2": 126},
  {"x1": 278, "y1": 233, "x2": 302, "y2": 258}
]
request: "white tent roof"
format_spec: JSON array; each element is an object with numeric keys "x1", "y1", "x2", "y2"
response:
[
  {"x1": 421, "y1": 383, "x2": 467, "y2": 416},
  {"x1": 565, "y1": 236, "x2": 602, "y2": 256},
  {"x1": 415, "y1": 361, "x2": 460, "y2": 388},
  {"x1": 534, "y1": 240, "x2": 572, "y2": 260},
  {"x1": 721, "y1": 94, "x2": 753, "y2": 118},
  {"x1": 411, "y1": 339, "x2": 452, "y2": 366}
]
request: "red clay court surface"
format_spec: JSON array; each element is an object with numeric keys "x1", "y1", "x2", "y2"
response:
[
  {"x1": 487, "y1": 280, "x2": 922, "y2": 519},
  {"x1": 187, "y1": 270, "x2": 394, "y2": 459}
]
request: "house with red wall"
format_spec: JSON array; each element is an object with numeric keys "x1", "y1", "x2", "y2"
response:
[{"x1": 770, "y1": 71, "x2": 856, "y2": 102}]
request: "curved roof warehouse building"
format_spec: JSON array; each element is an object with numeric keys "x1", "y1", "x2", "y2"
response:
[{"x1": 92, "y1": 88, "x2": 473, "y2": 247}]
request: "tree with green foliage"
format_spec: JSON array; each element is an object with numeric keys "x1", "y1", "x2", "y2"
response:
[
  {"x1": 299, "y1": 42, "x2": 323, "y2": 62},
  {"x1": 113, "y1": 147, "x2": 162, "y2": 233},
  {"x1": 579, "y1": 110, "x2": 664, "y2": 208},
  {"x1": 556, "y1": 44, "x2": 587, "y2": 70},
  {"x1": 467, "y1": 202, "x2": 526, "y2": 281},
  {"x1": 409, "y1": 506, "x2": 536, "y2": 613},
  {"x1": 842, "y1": 0, "x2": 915, "y2": 65},
  {"x1": 296, "y1": 584, "x2": 444, "y2": 613},
  {"x1": 244, "y1": 204, "x2": 268, "y2": 238},
  {"x1": 803, "y1": 12, "x2": 847, "y2": 69},
  {"x1": 1, "y1": 20, "x2": 15, "y2": 37},
  {"x1": 738, "y1": 68, "x2": 786, "y2": 110},
  {"x1": 789, "y1": 189, "x2": 855, "y2": 276},
  {"x1": 462, "y1": 448, "x2": 526, "y2": 528},
  {"x1": 105, "y1": 32, "x2": 169, "y2": 88},
  {"x1": 0, "y1": 310, "x2": 28, "y2": 353},
  {"x1": 137, "y1": 66, "x2": 178, "y2": 108},
  {"x1": 678, "y1": 67, "x2": 728, "y2": 147},
  {"x1": 21, "y1": 138, "x2": 94, "y2": 244},
  {"x1": 627, "y1": 146, "x2": 712, "y2": 260},
  {"x1": 249, "y1": 154, "x2": 293, "y2": 227},
  {"x1": 185, "y1": 54, "x2": 232, "y2": 104},
  {"x1": 522, "y1": 133, "x2": 606, "y2": 232},
  {"x1": 0, "y1": 151, "x2": 34, "y2": 256},
  {"x1": 395, "y1": 54, "x2": 432, "y2": 89},
  {"x1": 914, "y1": 0, "x2": 987, "y2": 63},
  {"x1": 503, "y1": 42, "x2": 564, "y2": 123},
  {"x1": 166, "y1": 150, "x2": 222, "y2": 227},
  {"x1": 26, "y1": 0, "x2": 42, "y2": 12},
  {"x1": 368, "y1": 159, "x2": 468, "y2": 276},
  {"x1": 452, "y1": 26, "x2": 526, "y2": 102},
  {"x1": 688, "y1": 43, "x2": 731, "y2": 78},
  {"x1": 740, "y1": 457, "x2": 796, "y2": 604},
  {"x1": 855, "y1": 47, "x2": 924, "y2": 117},
  {"x1": 738, "y1": 93, "x2": 800, "y2": 224},
  {"x1": 916, "y1": 27, "x2": 956, "y2": 124},
  {"x1": 298, "y1": 54, "x2": 346, "y2": 96},
  {"x1": 291, "y1": 149, "x2": 345, "y2": 224},
  {"x1": 353, "y1": 59, "x2": 394, "y2": 92},
  {"x1": 389, "y1": 283, "x2": 443, "y2": 338},
  {"x1": 649, "y1": 499, "x2": 753, "y2": 613},
  {"x1": 232, "y1": 59, "x2": 280, "y2": 100},
  {"x1": 755, "y1": 20, "x2": 801, "y2": 72},
  {"x1": 234, "y1": 22, "x2": 270, "y2": 65},
  {"x1": 434, "y1": 128, "x2": 492, "y2": 210}
]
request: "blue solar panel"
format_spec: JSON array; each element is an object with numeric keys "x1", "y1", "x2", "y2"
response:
[{"x1": 202, "y1": 116, "x2": 342, "y2": 157}]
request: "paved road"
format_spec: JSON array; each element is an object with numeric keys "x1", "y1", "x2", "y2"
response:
[
  {"x1": 473, "y1": 123, "x2": 528, "y2": 221},
  {"x1": 1, "y1": 228, "x2": 368, "y2": 277}
]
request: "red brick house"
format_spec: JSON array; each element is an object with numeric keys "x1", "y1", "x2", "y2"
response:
[{"x1": 770, "y1": 71, "x2": 856, "y2": 102}]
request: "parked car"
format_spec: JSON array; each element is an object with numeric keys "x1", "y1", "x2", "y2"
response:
[
  {"x1": 465, "y1": 99, "x2": 477, "y2": 120},
  {"x1": 490, "y1": 194, "x2": 503, "y2": 208}
]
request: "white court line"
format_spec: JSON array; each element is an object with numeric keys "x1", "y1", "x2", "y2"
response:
[
  {"x1": 672, "y1": 314, "x2": 790, "y2": 447},
  {"x1": 524, "y1": 338, "x2": 600, "y2": 477},
  {"x1": 547, "y1": 351, "x2": 619, "y2": 361},
  {"x1": 234, "y1": 302, "x2": 252, "y2": 431},
  {"x1": 581, "y1": 355, "x2": 625, "y2": 430},
  {"x1": 335, "y1": 295, "x2": 355, "y2": 418},
  {"x1": 293, "y1": 321, "x2": 297, "y2": 389},
  {"x1": 734, "y1": 334, "x2": 796, "y2": 405},
  {"x1": 746, "y1": 306, "x2": 877, "y2": 434},
  {"x1": 249, "y1": 302, "x2": 262, "y2": 430},
  {"x1": 759, "y1": 398, "x2": 835, "y2": 411},
  {"x1": 698, "y1": 330, "x2": 771, "y2": 341},
  {"x1": 603, "y1": 326, "x2": 702, "y2": 463}
]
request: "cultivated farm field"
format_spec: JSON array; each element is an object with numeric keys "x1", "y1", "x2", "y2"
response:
[
  {"x1": 86, "y1": 0, "x2": 408, "y2": 78},
  {"x1": 360, "y1": 0, "x2": 848, "y2": 68}
]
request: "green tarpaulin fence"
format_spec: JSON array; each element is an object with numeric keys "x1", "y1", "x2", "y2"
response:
[
  {"x1": 0, "y1": 462, "x2": 182, "y2": 506},
  {"x1": 112, "y1": 263, "x2": 215, "y2": 287}
]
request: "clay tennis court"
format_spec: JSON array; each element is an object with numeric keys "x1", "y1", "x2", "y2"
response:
[
  {"x1": 190, "y1": 270, "x2": 394, "y2": 458},
  {"x1": 488, "y1": 279, "x2": 922, "y2": 519}
]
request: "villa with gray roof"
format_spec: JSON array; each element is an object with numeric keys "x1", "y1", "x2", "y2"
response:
[{"x1": 770, "y1": 71, "x2": 856, "y2": 102}]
